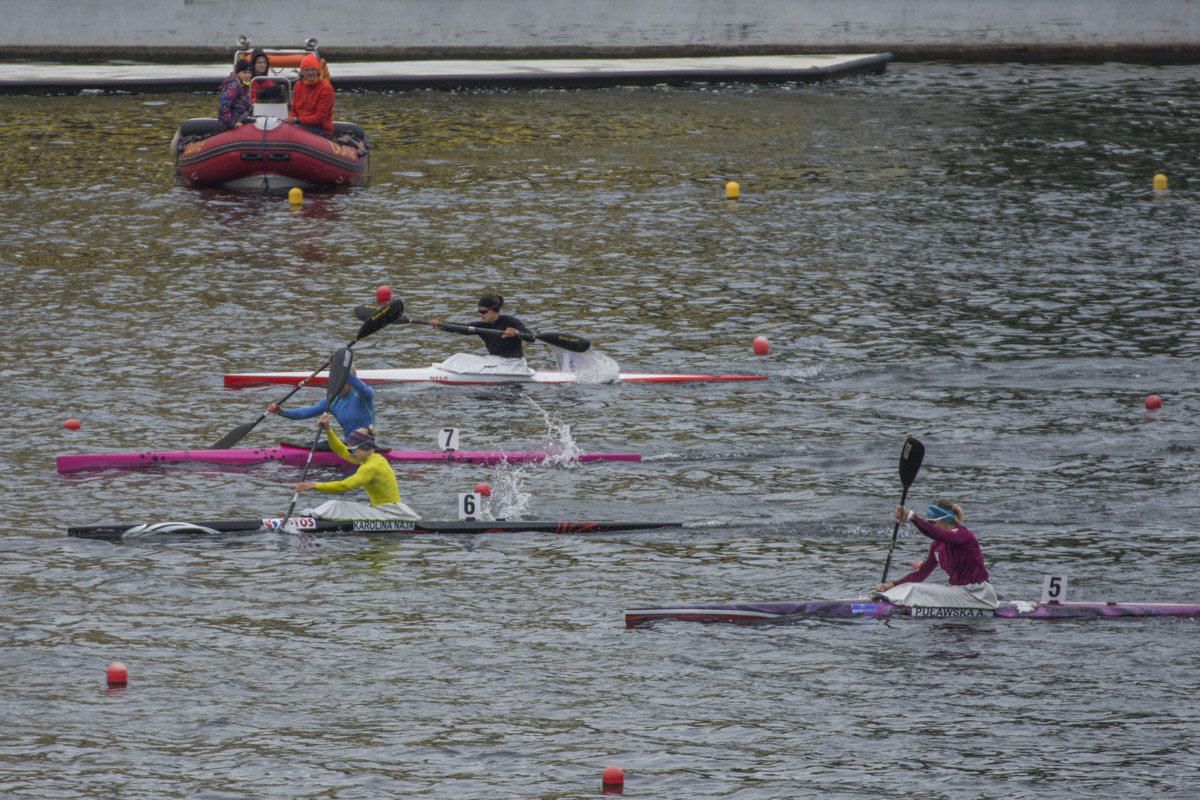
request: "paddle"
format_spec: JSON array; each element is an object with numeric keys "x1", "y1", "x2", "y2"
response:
[
  {"x1": 279, "y1": 346, "x2": 353, "y2": 530},
  {"x1": 352, "y1": 303, "x2": 590, "y2": 353},
  {"x1": 435, "y1": 321, "x2": 590, "y2": 353},
  {"x1": 209, "y1": 299, "x2": 407, "y2": 449},
  {"x1": 879, "y1": 436, "x2": 926, "y2": 586}
]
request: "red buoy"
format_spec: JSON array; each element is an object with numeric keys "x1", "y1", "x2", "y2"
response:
[
  {"x1": 1145, "y1": 394, "x2": 1162, "y2": 410},
  {"x1": 474, "y1": 482, "x2": 492, "y2": 497},
  {"x1": 376, "y1": 285, "x2": 391, "y2": 304},
  {"x1": 602, "y1": 766, "x2": 624, "y2": 793},
  {"x1": 107, "y1": 662, "x2": 128, "y2": 685},
  {"x1": 64, "y1": 418, "x2": 81, "y2": 430},
  {"x1": 752, "y1": 335, "x2": 770, "y2": 356}
]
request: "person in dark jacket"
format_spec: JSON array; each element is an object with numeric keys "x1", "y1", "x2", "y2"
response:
[
  {"x1": 216, "y1": 58, "x2": 253, "y2": 132},
  {"x1": 428, "y1": 293, "x2": 531, "y2": 359}
]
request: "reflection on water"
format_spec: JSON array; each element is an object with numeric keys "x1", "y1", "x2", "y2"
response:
[{"x1": 3, "y1": 63, "x2": 1200, "y2": 799}]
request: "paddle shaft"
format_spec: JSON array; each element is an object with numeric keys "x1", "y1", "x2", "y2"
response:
[
  {"x1": 880, "y1": 484, "x2": 913, "y2": 586},
  {"x1": 436, "y1": 321, "x2": 590, "y2": 353},
  {"x1": 210, "y1": 301, "x2": 407, "y2": 449},
  {"x1": 352, "y1": 304, "x2": 590, "y2": 352},
  {"x1": 280, "y1": 347, "x2": 353, "y2": 526},
  {"x1": 880, "y1": 437, "x2": 926, "y2": 586}
]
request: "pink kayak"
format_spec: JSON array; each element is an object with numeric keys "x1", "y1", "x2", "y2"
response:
[{"x1": 57, "y1": 443, "x2": 640, "y2": 473}]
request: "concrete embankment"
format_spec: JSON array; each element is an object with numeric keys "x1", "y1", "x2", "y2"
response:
[{"x1": 5, "y1": 0, "x2": 1200, "y2": 63}]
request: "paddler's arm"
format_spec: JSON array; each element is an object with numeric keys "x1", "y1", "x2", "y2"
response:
[
  {"x1": 344, "y1": 370, "x2": 374, "y2": 401},
  {"x1": 878, "y1": 543, "x2": 940, "y2": 592},
  {"x1": 428, "y1": 318, "x2": 472, "y2": 335},
  {"x1": 321, "y1": 414, "x2": 355, "y2": 464},
  {"x1": 501, "y1": 315, "x2": 532, "y2": 338},
  {"x1": 910, "y1": 514, "x2": 973, "y2": 544},
  {"x1": 269, "y1": 397, "x2": 328, "y2": 420},
  {"x1": 295, "y1": 470, "x2": 368, "y2": 494}
]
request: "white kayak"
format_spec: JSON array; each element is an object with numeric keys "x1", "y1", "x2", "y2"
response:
[{"x1": 225, "y1": 365, "x2": 766, "y2": 388}]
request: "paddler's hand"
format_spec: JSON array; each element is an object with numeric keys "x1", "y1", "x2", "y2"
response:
[
  {"x1": 428, "y1": 318, "x2": 442, "y2": 330},
  {"x1": 294, "y1": 481, "x2": 316, "y2": 492},
  {"x1": 876, "y1": 582, "x2": 895, "y2": 593},
  {"x1": 267, "y1": 402, "x2": 280, "y2": 414},
  {"x1": 502, "y1": 327, "x2": 517, "y2": 337},
  {"x1": 317, "y1": 413, "x2": 331, "y2": 430},
  {"x1": 894, "y1": 505, "x2": 914, "y2": 523}
]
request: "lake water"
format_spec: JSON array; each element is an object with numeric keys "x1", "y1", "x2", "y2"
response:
[{"x1": 2, "y1": 62, "x2": 1198, "y2": 799}]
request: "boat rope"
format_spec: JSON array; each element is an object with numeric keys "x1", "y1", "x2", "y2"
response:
[{"x1": 258, "y1": 119, "x2": 269, "y2": 191}]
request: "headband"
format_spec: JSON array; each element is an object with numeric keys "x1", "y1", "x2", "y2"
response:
[{"x1": 926, "y1": 504, "x2": 955, "y2": 523}]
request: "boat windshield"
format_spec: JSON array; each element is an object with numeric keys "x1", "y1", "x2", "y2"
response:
[{"x1": 251, "y1": 76, "x2": 290, "y2": 119}]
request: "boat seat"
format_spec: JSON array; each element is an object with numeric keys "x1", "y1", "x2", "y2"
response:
[
  {"x1": 177, "y1": 117, "x2": 218, "y2": 138},
  {"x1": 332, "y1": 121, "x2": 366, "y2": 141}
]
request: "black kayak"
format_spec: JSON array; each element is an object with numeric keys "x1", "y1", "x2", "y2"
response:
[{"x1": 67, "y1": 517, "x2": 684, "y2": 541}]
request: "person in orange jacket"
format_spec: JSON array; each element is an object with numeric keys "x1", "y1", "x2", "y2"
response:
[{"x1": 285, "y1": 52, "x2": 334, "y2": 136}]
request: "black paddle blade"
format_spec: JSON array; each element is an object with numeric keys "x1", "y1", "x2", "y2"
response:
[
  {"x1": 899, "y1": 437, "x2": 925, "y2": 488},
  {"x1": 353, "y1": 303, "x2": 379, "y2": 322},
  {"x1": 209, "y1": 420, "x2": 259, "y2": 450},
  {"x1": 327, "y1": 347, "x2": 353, "y2": 400},
  {"x1": 537, "y1": 332, "x2": 590, "y2": 353},
  {"x1": 353, "y1": 298, "x2": 406, "y2": 340}
]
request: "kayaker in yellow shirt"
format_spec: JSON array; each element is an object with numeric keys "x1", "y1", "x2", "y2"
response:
[{"x1": 293, "y1": 413, "x2": 419, "y2": 520}]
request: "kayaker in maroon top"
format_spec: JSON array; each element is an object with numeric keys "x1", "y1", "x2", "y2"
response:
[
  {"x1": 876, "y1": 501, "x2": 999, "y2": 609},
  {"x1": 428, "y1": 293, "x2": 531, "y2": 359}
]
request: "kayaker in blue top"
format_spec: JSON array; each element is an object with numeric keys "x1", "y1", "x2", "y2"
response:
[
  {"x1": 267, "y1": 367, "x2": 376, "y2": 440},
  {"x1": 876, "y1": 501, "x2": 999, "y2": 610},
  {"x1": 429, "y1": 293, "x2": 531, "y2": 359}
]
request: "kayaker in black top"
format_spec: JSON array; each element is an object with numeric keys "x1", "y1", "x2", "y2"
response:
[{"x1": 429, "y1": 293, "x2": 531, "y2": 359}]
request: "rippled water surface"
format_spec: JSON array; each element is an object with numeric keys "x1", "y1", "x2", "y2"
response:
[{"x1": 2, "y1": 63, "x2": 1199, "y2": 799}]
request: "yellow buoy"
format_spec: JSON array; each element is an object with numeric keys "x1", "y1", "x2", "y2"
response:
[
  {"x1": 1153, "y1": 173, "x2": 1167, "y2": 191},
  {"x1": 288, "y1": 187, "x2": 303, "y2": 205},
  {"x1": 725, "y1": 181, "x2": 740, "y2": 200}
]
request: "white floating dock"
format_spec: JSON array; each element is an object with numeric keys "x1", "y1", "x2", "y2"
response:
[{"x1": 0, "y1": 53, "x2": 890, "y2": 93}]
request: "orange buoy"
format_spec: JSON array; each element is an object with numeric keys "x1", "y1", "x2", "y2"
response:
[
  {"x1": 64, "y1": 418, "x2": 81, "y2": 430},
  {"x1": 1145, "y1": 394, "x2": 1162, "y2": 410},
  {"x1": 474, "y1": 482, "x2": 492, "y2": 497},
  {"x1": 602, "y1": 765, "x2": 624, "y2": 790},
  {"x1": 376, "y1": 285, "x2": 391, "y2": 304},
  {"x1": 752, "y1": 336, "x2": 770, "y2": 356}
]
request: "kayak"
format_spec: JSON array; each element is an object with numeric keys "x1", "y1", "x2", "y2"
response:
[
  {"x1": 623, "y1": 597, "x2": 1200, "y2": 627},
  {"x1": 68, "y1": 517, "x2": 684, "y2": 541},
  {"x1": 56, "y1": 442, "x2": 641, "y2": 473},
  {"x1": 224, "y1": 366, "x2": 766, "y2": 388}
]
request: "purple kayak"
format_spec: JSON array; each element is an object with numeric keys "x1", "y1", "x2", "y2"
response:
[
  {"x1": 624, "y1": 597, "x2": 1200, "y2": 627},
  {"x1": 57, "y1": 442, "x2": 640, "y2": 473}
]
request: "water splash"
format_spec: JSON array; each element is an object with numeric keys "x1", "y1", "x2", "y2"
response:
[
  {"x1": 548, "y1": 344, "x2": 621, "y2": 384},
  {"x1": 483, "y1": 461, "x2": 534, "y2": 520},
  {"x1": 472, "y1": 397, "x2": 585, "y2": 518},
  {"x1": 523, "y1": 395, "x2": 582, "y2": 466}
]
